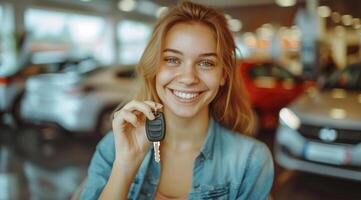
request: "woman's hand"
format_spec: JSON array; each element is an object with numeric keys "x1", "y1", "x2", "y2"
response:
[{"x1": 112, "y1": 100, "x2": 163, "y2": 162}]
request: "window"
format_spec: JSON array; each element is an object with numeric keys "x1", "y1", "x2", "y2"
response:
[
  {"x1": 270, "y1": 65, "x2": 293, "y2": 80},
  {"x1": 248, "y1": 63, "x2": 294, "y2": 81},
  {"x1": 249, "y1": 64, "x2": 271, "y2": 78},
  {"x1": 117, "y1": 20, "x2": 152, "y2": 64},
  {"x1": 25, "y1": 9, "x2": 112, "y2": 64},
  {"x1": 0, "y1": 4, "x2": 18, "y2": 76},
  {"x1": 0, "y1": 4, "x2": 3, "y2": 64}
]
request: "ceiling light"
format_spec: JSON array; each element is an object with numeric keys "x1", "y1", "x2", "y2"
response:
[
  {"x1": 228, "y1": 19, "x2": 242, "y2": 32},
  {"x1": 353, "y1": 18, "x2": 360, "y2": 25},
  {"x1": 256, "y1": 27, "x2": 273, "y2": 38},
  {"x1": 156, "y1": 7, "x2": 168, "y2": 18},
  {"x1": 262, "y1": 23, "x2": 274, "y2": 30},
  {"x1": 275, "y1": 0, "x2": 296, "y2": 7},
  {"x1": 118, "y1": 0, "x2": 137, "y2": 12},
  {"x1": 317, "y1": 6, "x2": 331, "y2": 18},
  {"x1": 353, "y1": 18, "x2": 361, "y2": 29},
  {"x1": 243, "y1": 32, "x2": 257, "y2": 48},
  {"x1": 225, "y1": 14, "x2": 232, "y2": 20},
  {"x1": 80, "y1": 0, "x2": 92, "y2": 2},
  {"x1": 342, "y1": 15, "x2": 353, "y2": 26}
]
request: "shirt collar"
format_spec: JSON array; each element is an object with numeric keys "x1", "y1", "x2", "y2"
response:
[{"x1": 199, "y1": 116, "x2": 217, "y2": 160}]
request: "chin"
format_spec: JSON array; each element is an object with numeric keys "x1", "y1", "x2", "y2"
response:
[{"x1": 168, "y1": 106, "x2": 199, "y2": 118}]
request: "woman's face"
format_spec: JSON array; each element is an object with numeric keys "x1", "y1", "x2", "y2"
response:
[{"x1": 155, "y1": 22, "x2": 225, "y2": 118}]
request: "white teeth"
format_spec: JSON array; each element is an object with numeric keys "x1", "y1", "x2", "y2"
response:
[{"x1": 173, "y1": 90, "x2": 199, "y2": 100}]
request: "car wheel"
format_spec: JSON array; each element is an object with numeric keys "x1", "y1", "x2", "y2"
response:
[{"x1": 96, "y1": 106, "x2": 116, "y2": 138}]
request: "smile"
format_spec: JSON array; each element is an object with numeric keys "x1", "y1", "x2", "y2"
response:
[{"x1": 172, "y1": 89, "x2": 201, "y2": 100}]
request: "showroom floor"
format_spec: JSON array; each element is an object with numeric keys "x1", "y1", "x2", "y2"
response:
[{"x1": 0, "y1": 124, "x2": 360, "y2": 200}]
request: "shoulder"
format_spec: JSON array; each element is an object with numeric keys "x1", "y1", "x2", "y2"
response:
[
  {"x1": 215, "y1": 124, "x2": 269, "y2": 154},
  {"x1": 93, "y1": 132, "x2": 116, "y2": 164},
  {"x1": 98, "y1": 131, "x2": 115, "y2": 148},
  {"x1": 80, "y1": 132, "x2": 115, "y2": 200},
  {"x1": 214, "y1": 123, "x2": 273, "y2": 168}
]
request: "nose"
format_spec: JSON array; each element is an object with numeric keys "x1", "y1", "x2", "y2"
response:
[{"x1": 177, "y1": 62, "x2": 199, "y2": 85}]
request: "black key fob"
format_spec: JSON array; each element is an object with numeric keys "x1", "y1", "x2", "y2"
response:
[{"x1": 145, "y1": 111, "x2": 166, "y2": 142}]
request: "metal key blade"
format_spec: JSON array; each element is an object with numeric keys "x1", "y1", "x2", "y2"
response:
[{"x1": 153, "y1": 141, "x2": 160, "y2": 162}]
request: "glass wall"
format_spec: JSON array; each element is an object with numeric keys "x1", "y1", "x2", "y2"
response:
[
  {"x1": 25, "y1": 8, "x2": 111, "y2": 64},
  {"x1": 117, "y1": 20, "x2": 152, "y2": 64},
  {"x1": 0, "y1": 4, "x2": 3, "y2": 66},
  {"x1": 0, "y1": 4, "x2": 18, "y2": 76},
  {"x1": 2, "y1": 4, "x2": 155, "y2": 71}
]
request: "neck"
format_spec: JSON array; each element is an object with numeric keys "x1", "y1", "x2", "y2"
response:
[{"x1": 162, "y1": 107, "x2": 210, "y2": 152}]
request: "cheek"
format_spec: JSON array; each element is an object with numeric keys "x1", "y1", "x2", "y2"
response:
[
  {"x1": 156, "y1": 69, "x2": 172, "y2": 89},
  {"x1": 202, "y1": 72, "x2": 225, "y2": 89}
]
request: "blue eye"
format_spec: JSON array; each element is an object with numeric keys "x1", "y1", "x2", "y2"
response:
[
  {"x1": 199, "y1": 60, "x2": 215, "y2": 68},
  {"x1": 164, "y1": 57, "x2": 181, "y2": 65}
]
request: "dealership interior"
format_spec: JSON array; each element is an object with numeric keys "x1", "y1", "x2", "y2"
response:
[{"x1": 0, "y1": 0, "x2": 361, "y2": 199}]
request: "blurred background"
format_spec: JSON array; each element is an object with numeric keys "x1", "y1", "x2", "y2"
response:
[{"x1": 0, "y1": 0, "x2": 360, "y2": 199}]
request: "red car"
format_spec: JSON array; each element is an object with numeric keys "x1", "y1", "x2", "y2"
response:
[{"x1": 239, "y1": 60, "x2": 314, "y2": 129}]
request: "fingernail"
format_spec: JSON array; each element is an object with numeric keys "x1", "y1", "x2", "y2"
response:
[{"x1": 149, "y1": 112, "x2": 155, "y2": 120}]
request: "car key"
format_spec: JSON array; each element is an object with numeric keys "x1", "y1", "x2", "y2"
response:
[{"x1": 145, "y1": 109, "x2": 165, "y2": 163}]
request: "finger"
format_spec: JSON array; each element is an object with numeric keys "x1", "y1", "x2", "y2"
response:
[
  {"x1": 133, "y1": 110, "x2": 142, "y2": 116},
  {"x1": 123, "y1": 100, "x2": 156, "y2": 120},
  {"x1": 113, "y1": 109, "x2": 138, "y2": 127},
  {"x1": 133, "y1": 110, "x2": 146, "y2": 123},
  {"x1": 144, "y1": 101, "x2": 163, "y2": 111}
]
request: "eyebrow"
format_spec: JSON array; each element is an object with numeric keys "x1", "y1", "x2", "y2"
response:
[{"x1": 163, "y1": 48, "x2": 218, "y2": 58}]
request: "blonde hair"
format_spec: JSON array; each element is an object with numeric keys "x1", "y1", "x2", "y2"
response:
[{"x1": 134, "y1": 1, "x2": 254, "y2": 135}]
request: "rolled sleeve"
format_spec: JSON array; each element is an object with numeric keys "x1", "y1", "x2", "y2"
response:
[{"x1": 80, "y1": 133, "x2": 115, "y2": 200}]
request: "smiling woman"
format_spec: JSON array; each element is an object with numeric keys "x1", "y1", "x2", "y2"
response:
[
  {"x1": 155, "y1": 22, "x2": 225, "y2": 119},
  {"x1": 80, "y1": 1, "x2": 274, "y2": 200}
]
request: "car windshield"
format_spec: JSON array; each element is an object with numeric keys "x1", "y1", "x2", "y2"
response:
[
  {"x1": 248, "y1": 63, "x2": 294, "y2": 80},
  {"x1": 324, "y1": 63, "x2": 361, "y2": 91}
]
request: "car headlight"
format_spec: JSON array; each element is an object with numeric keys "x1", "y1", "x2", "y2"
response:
[{"x1": 279, "y1": 108, "x2": 300, "y2": 130}]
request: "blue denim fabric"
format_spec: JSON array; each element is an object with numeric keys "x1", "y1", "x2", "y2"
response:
[{"x1": 80, "y1": 117, "x2": 274, "y2": 200}]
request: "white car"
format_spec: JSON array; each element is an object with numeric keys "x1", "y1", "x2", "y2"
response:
[
  {"x1": 274, "y1": 62, "x2": 361, "y2": 181},
  {"x1": 20, "y1": 65, "x2": 138, "y2": 136}
]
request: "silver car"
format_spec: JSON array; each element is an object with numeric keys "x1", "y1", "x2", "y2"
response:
[
  {"x1": 275, "y1": 62, "x2": 361, "y2": 181},
  {"x1": 20, "y1": 65, "x2": 138, "y2": 136}
]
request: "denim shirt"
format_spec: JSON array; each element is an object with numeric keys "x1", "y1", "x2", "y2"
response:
[{"x1": 80, "y1": 117, "x2": 274, "y2": 200}]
